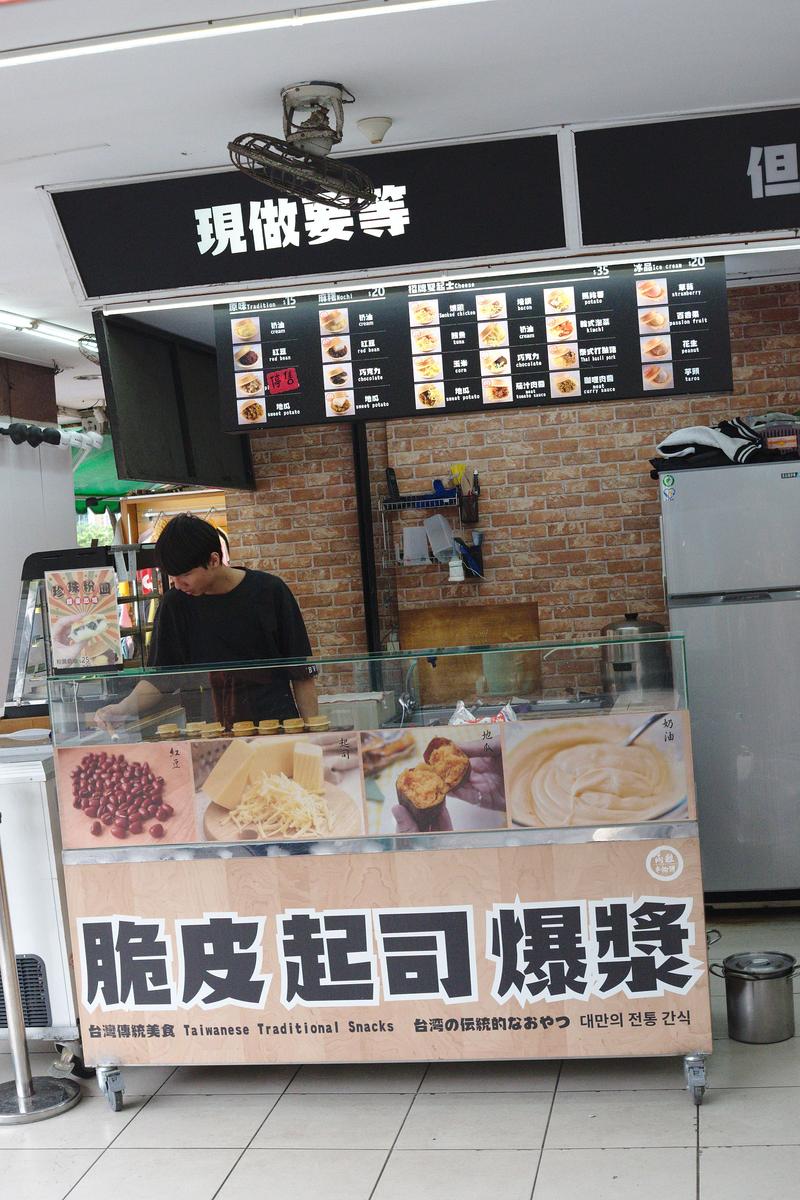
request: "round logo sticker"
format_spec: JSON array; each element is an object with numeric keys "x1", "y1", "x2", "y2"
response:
[
  {"x1": 662, "y1": 474, "x2": 675, "y2": 487},
  {"x1": 645, "y1": 845, "x2": 684, "y2": 882}
]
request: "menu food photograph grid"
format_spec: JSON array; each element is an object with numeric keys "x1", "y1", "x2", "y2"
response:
[{"x1": 216, "y1": 258, "x2": 732, "y2": 431}]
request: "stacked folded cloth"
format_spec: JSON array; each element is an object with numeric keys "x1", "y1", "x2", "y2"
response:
[{"x1": 650, "y1": 418, "x2": 763, "y2": 475}]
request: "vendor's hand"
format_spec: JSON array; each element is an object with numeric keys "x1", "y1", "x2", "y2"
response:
[
  {"x1": 93, "y1": 703, "x2": 129, "y2": 733},
  {"x1": 449, "y1": 741, "x2": 506, "y2": 810},
  {"x1": 51, "y1": 616, "x2": 83, "y2": 663},
  {"x1": 392, "y1": 802, "x2": 453, "y2": 835}
]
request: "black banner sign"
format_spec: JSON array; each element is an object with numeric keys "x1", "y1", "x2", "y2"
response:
[
  {"x1": 577, "y1": 107, "x2": 800, "y2": 245},
  {"x1": 215, "y1": 256, "x2": 732, "y2": 431},
  {"x1": 51, "y1": 136, "x2": 565, "y2": 300}
]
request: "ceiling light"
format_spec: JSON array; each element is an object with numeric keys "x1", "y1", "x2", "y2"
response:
[
  {"x1": 0, "y1": 0, "x2": 494, "y2": 69},
  {"x1": 357, "y1": 116, "x2": 393, "y2": 145},
  {"x1": 0, "y1": 308, "x2": 94, "y2": 348}
]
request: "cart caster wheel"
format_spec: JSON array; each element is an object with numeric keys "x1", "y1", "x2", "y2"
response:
[
  {"x1": 683, "y1": 1052, "x2": 707, "y2": 1106},
  {"x1": 52, "y1": 1043, "x2": 96, "y2": 1081},
  {"x1": 691, "y1": 1085, "x2": 705, "y2": 1106},
  {"x1": 96, "y1": 1066, "x2": 125, "y2": 1112}
]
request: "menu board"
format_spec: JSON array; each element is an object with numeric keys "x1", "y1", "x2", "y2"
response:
[
  {"x1": 45, "y1": 567, "x2": 123, "y2": 670},
  {"x1": 215, "y1": 257, "x2": 732, "y2": 431}
]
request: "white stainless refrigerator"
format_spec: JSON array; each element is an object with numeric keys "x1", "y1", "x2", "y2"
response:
[{"x1": 660, "y1": 461, "x2": 800, "y2": 896}]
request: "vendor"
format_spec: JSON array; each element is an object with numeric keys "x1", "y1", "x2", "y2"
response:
[{"x1": 95, "y1": 514, "x2": 317, "y2": 730}]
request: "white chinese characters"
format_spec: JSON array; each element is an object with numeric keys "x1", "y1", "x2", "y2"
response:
[
  {"x1": 194, "y1": 186, "x2": 410, "y2": 255},
  {"x1": 748, "y1": 143, "x2": 800, "y2": 199}
]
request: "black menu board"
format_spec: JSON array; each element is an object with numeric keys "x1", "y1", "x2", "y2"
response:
[{"x1": 215, "y1": 257, "x2": 731, "y2": 431}]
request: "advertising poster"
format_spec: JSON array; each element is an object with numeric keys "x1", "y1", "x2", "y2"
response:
[
  {"x1": 45, "y1": 566, "x2": 123, "y2": 670},
  {"x1": 65, "y1": 836, "x2": 712, "y2": 1067}
]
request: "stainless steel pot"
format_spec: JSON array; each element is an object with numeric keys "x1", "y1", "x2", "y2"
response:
[
  {"x1": 601, "y1": 612, "x2": 672, "y2": 697},
  {"x1": 710, "y1": 951, "x2": 798, "y2": 1044}
]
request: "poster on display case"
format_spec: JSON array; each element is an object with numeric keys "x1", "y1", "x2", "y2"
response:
[
  {"x1": 54, "y1": 712, "x2": 695, "y2": 850},
  {"x1": 65, "y1": 835, "x2": 712, "y2": 1067},
  {"x1": 44, "y1": 566, "x2": 123, "y2": 670},
  {"x1": 215, "y1": 257, "x2": 732, "y2": 431}
]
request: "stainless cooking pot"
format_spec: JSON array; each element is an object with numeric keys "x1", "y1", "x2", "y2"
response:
[
  {"x1": 601, "y1": 612, "x2": 672, "y2": 697},
  {"x1": 710, "y1": 951, "x2": 799, "y2": 1044}
]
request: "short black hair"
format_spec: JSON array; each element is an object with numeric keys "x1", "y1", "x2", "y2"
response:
[{"x1": 154, "y1": 514, "x2": 228, "y2": 576}]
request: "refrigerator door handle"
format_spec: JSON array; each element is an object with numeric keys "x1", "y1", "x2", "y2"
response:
[{"x1": 720, "y1": 591, "x2": 773, "y2": 603}]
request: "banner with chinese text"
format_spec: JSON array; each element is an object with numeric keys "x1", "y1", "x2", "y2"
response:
[{"x1": 66, "y1": 835, "x2": 712, "y2": 1066}]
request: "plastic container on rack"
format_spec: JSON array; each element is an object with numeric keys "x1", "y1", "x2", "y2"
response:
[
  {"x1": 711, "y1": 951, "x2": 799, "y2": 1043},
  {"x1": 424, "y1": 513, "x2": 454, "y2": 561}
]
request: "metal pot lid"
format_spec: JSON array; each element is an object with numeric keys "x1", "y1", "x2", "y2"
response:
[
  {"x1": 602, "y1": 612, "x2": 665, "y2": 635},
  {"x1": 722, "y1": 951, "x2": 796, "y2": 978}
]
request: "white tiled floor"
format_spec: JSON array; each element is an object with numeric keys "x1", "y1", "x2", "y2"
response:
[{"x1": 2, "y1": 911, "x2": 800, "y2": 1199}]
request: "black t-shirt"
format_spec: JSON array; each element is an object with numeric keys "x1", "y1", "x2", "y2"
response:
[{"x1": 148, "y1": 569, "x2": 314, "y2": 721}]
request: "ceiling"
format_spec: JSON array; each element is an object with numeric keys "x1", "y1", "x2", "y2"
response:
[{"x1": 0, "y1": 0, "x2": 798, "y2": 412}]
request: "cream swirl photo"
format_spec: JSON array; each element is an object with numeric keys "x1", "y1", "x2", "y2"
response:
[{"x1": 503, "y1": 713, "x2": 691, "y2": 829}]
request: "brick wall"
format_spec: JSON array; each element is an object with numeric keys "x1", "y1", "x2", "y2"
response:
[{"x1": 224, "y1": 282, "x2": 800, "y2": 681}]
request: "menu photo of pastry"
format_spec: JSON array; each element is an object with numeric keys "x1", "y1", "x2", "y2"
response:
[
  {"x1": 642, "y1": 363, "x2": 674, "y2": 391},
  {"x1": 549, "y1": 371, "x2": 581, "y2": 398},
  {"x1": 547, "y1": 341, "x2": 579, "y2": 371},
  {"x1": 482, "y1": 376, "x2": 513, "y2": 405},
  {"x1": 196, "y1": 733, "x2": 366, "y2": 843},
  {"x1": 325, "y1": 390, "x2": 355, "y2": 417},
  {"x1": 480, "y1": 349, "x2": 511, "y2": 376},
  {"x1": 235, "y1": 370, "x2": 265, "y2": 399},
  {"x1": 476, "y1": 292, "x2": 507, "y2": 321},
  {"x1": 324, "y1": 363, "x2": 353, "y2": 390},
  {"x1": 409, "y1": 298, "x2": 440, "y2": 327},
  {"x1": 412, "y1": 354, "x2": 444, "y2": 383},
  {"x1": 361, "y1": 726, "x2": 507, "y2": 836},
  {"x1": 237, "y1": 398, "x2": 267, "y2": 425},
  {"x1": 321, "y1": 335, "x2": 351, "y2": 362},
  {"x1": 545, "y1": 314, "x2": 576, "y2": 342},
  {"x1": 636, "y1": 277, "x2": 668, "y2": 306},
  {"x1": 640, "y1": 334, "x2": 673, "y2": 362},
  {"x1": 411, "y1": 327, "x2": 441, "y2": 355},
  {"x1": 319, "y1": 308, "x2": 349, "y2": 335},
  {"x1": 478, "y1": 320, "x2": 509, "y2": 349},
  {"x1": 503, "y1": 713, "x2": 693, "y2": 830},
  {"x1": 638, "y1": 307, "x2": 671, "y2": 335},
  {"x1": 415, "y1": 382, "x2": 446, "y2": 410},
  {"x1": 543, "y1": 285, "x2": 575, "y2": 315},
  {"x1": 231, "y1": 315, "x2": 260, "y2": 343},
  {"x1": 233, "y1": 344, "x2": 263, "y2": 371}
]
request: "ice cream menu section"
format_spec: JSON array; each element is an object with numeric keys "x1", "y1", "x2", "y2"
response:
[{"x1": 215, "y1": 257, "x2": 731, "y2": 431}]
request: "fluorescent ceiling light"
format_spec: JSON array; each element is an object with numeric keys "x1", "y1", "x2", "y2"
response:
[
  {"x1": 0, "y1": 0, "x2": 494, "y2": 68},
  {"x1": 0, "y1": 308, "x2": 92, "y2": 347}
]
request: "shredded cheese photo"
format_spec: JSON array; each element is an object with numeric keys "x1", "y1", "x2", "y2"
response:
[{"x1": 224, "y1": 771, "x2": 330, "y2": 839}]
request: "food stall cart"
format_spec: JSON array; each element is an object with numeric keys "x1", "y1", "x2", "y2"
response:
[{"x1": 46, "y1": 631, "x2": 712, "y2": 1109}]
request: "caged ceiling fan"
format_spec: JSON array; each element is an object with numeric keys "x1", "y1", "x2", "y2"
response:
[{"x1": 228, "y1": 81, "x2": 377, "y2": 210}]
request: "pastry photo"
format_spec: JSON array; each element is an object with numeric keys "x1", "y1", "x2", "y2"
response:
[
  {"x1": 321, "y1": 335, "x2": 351, "y2": 361},
  {"x1": 411, "y1": 327, "x2": 441, "y2": 354},
  {"x1": 238, "y1": 399, "x2": 266, "y2": 424},
  {"x1": 235, "y1": 371, "x2": 265, "y2": 398},
  {"x1": 325, "y1": 390, "x2": 354, "y2": 416},
  {"x1": 548, "y1": 342, "x2": 579, "y2": 370},
  {"x1": 640, "y1": 334, "x2": 673, "y2": 362},
  {"x1": 234, "y1": 344, "x2": 262, "y2": 370},
  {"x1": 478, "y1": 320, "x2": 509, "y2": 349},
  {"x1": 636, "y1": 278, "x2": 668, "y2": 305},
  {"x1": 482, "y1": 376, "x2": 513, "y2": 404},
  {"x1": 549, "y1": 371, "x2": 581, "y2": 398},
  {"x1": 638, "y1": 307, "x2": 671, "y2": 334},
  {"x1": 412, "y1": 354, "x2": 444, "y2": 382},
  {"x1": 642, "y1": 363, "x2": 674, "y2": 390},
  {"x1": 480, "y1": 350, "x2": 511, "y2": 375},
  {"x1": 545, "y1": 315, "x2": 576, "y2": 342},
  {"x1": 543, "y1": 286, "x2": 575, "y2": 315},
  {"x1": 415, "y1": 382, "x2": 445, "y2": 409},
  {"x1": 409, "y1": 299, "x2": 440, "y2": 327},
  {"x1": 319, "y1": 308, "x2": 349, "y2": 335},
  {"x1": 361, "y1": 727, "x2": 507, "y2": 836},
  {"x1": 325, "y1": 363, "x2": 353, "y2": 390},
  {"x1": 231, "y1": 316, "x2": 259, "y2": 343},
  {"x1": 477, "y1": 293, "x2": 507, "y2": 320}
]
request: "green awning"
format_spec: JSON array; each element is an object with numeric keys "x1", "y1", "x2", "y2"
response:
[{"x1": 72, "y1": 435, "x2": 158, "y2": 514}]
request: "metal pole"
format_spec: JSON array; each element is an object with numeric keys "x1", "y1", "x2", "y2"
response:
[{"x1": 0, "y1": 814, "x2": 80, "y2": 1123}]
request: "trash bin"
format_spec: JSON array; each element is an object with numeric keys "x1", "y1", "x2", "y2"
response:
[{"x1": 711, "y1": 952, "x2": 798, "y2": 1044}]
